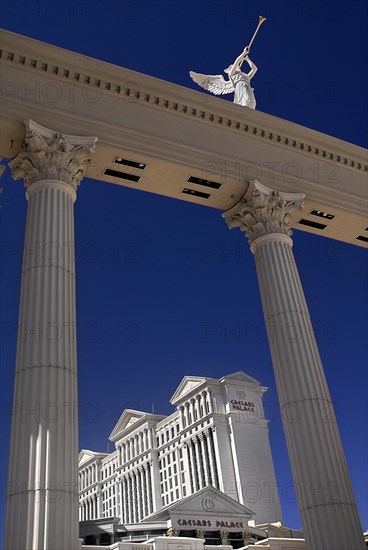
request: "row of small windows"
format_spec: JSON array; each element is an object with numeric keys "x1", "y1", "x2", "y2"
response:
[
  {"x1": 101, "y1": 459, "x2": 118, "y2": 480},
  {"x1": 118, "y1": 429, "x2": 151, "y2": 464},
  {"x1": 159, "y1": 447, "x2": 182, "y2": 467},
  {"x1": 161, "y1": 487, "x2": 182, "y2": 506},
  {"x1": 156, "y1": 423, "x2": 180, "y2": 447},
  {"x1": 79, "y1": 463, "x2": 98, "y2": 489},
  {"x1": 160, "y1": 462, "x2": 178, "y2": 481}
]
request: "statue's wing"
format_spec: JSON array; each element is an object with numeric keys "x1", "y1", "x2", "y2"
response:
[{"x1": 189, "y1": 71, "x2": 235, "y2": 95}]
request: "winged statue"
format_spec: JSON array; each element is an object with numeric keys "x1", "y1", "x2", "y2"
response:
[
  {"x1": 188, "y1": 72, "x2": 235, "y2": 97},
  {"x1": 189, "y1": 47, "x2": 257, "y2": 109},
  {"x1": 189, "y1": 16, "x2": 266, "y2": 109}
]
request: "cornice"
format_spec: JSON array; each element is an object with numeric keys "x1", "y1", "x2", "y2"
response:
[{"x1": 0, "y1": 31, "x2": 366, "y2": 175}]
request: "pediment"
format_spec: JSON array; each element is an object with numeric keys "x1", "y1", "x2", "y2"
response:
[
  {"x1": 221, "y1": 371, "x2": 260, "y2": 386},
  {"x1": 170, "y1": 486, "x2": 254, "y2": 518},
  {"x1": 170, "y1": 376, "x2": 208, "y2": 405},
  {"x1": 109, "y1": 409, "x2": 165, "y2": 442},
  {"x1": 78, "y1": 449, "x2": 108, "y2": 466},
  {"x1": 145, "y1": 486, "x2": 254, "y2": 524},
  {"x1": 109, "y1": 409, "x2": 147, "y2": 442}
]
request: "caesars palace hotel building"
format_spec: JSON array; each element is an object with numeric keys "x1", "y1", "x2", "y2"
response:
[{"x1": 78, "y1": 371, "x2": 284, "y2": 543}]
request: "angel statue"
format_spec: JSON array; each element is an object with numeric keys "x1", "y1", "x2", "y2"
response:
[
  {"x1": 189, "y1": 16, "x2": 266, "y2": 109},
  {"x1": 190, "y1": 46, "x2": 257, "y2": 109}
]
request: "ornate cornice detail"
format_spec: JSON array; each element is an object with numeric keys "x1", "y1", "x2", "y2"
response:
[
  {"x1": 9, "y1": 119, "x2": 97, "y2": 190},
  {"x1": 0, "y1": 47, "x2": 366, "y2": 173},
  {"x1": 223, "y1": 180, "x2": 305, "y2": 244}
]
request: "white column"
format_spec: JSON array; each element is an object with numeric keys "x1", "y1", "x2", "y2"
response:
[
  {"x1": 117, "y1": 479, "x2": 122, "y2": 521},
  {"x1": 146, "y1": 463, "x2": 153, "y2": 514},
  {"x1": 223, "y1": 180, "x2": 365, "y2": 550},
  {"x1": 199, "y1": 434, "x2": 210, "y2": 486},
  {"x1": 203, "y1": 432, "x2": 214, "y2": 486},
  {"x1": 132, "y1": 472, "x2": 137, "y2": 521},
  {"x1": 183, "y1": 404, "x2": 188, "y2": 427},
  {"x1": 127, "y1": 475, "x2": 133, "y2": 522},
  {"x1": 197, "y1": 395, "x2": 203, "y2": 418},
  {"x1": 179, "y1": 406, "x2": 185, "y2": 429},
  {"x1": 94, "y1": 494, "x2": 97, "y2": 519},
  {"x1": 4, "y1": 120, "x2": 96, "y2": 550},
  {"x1": 122, "y1": 478, "x2": 128, "y2": 523},
  {"x1": 190, "y1": 399, "x2": 196, "y2": 422},
  {"x1": 193, "y1": 437, "x2": 204, "y2": 488},
  {"x1": 141, "y1": 467, "x2": 146, "y2": 518},
  {"x1": 144, "y1": 464, "x2": 151, "y2": 515},
  {"x1": 136, "y1": 470, "x2": 142, "y2": 521},
  {"x1": 97, "y1": 487, "x2": 103, "y2": 519}
]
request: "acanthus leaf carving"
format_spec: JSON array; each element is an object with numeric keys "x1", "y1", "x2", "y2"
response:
[
  {"x1": 9, "y1": 120, "x2": 97, "y2": 190},
  {"x1": 223, "y1": 180, "x2": 304, "y2": 245}
]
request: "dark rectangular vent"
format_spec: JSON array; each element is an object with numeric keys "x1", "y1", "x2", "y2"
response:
[
  {"x1": 310, "y1": 209, "x2": 335, "y2": 220},
  {"x1": 356, "y1": 235, "x2": 368, "y2": 243},
  {"x1": 182, "y1": 188, "x2": 210, "y2": 199},
  {"x1": 298, "y1": 219, "x2": 327, "y2": 230},
  {"x1": 114, "y1": 158, "x2": 146, "y2": 170},
  {"x1": 188, "y1": 176, "x2": 221, "y2": 189},
  {"x1": 104, "y1": 169, "x2": 140, "y2": 182}
]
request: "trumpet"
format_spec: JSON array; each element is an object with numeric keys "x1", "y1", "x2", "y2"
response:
[{"x1": 246, "y1": 16, "x2": 266, "y2": 52}]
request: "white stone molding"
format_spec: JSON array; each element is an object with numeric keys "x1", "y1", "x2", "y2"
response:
[
  {"x1": 9, "y1": 119, "x2": 97, "y2": 193},
  {"x1": 0, "y1": 45, "x2": 366, "y2": 174},
  {"x1": 223, "y1": 180, "x2": 304, "y2": 245}
]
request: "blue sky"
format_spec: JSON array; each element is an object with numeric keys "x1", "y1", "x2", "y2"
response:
[{"x1": 0, "y1": 0, "x2": 367, "y2": 538}]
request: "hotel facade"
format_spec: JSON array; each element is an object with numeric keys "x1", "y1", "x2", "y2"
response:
[{"x1": 78, "y1": 372, "x2": 284, "y2": 544}]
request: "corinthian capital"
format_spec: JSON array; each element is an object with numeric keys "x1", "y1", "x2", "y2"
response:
[
  {"x1": 9, "y1": 120, "x2": 97, "y2": 190},
  {"x1": 223, "y1": 180, "x2": 304, "y2": 245}
]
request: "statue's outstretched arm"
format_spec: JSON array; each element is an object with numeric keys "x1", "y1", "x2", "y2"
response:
[
  {"x1": 228, "y1": 47, "x2": 250, "y2": 77},
  {"x1": 245, "y1": 56, "x2": 258, "y2": 79}
]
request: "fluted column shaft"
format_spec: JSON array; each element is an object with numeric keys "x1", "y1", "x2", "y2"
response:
[
  {"x1": 193, "y1": 437, "x2": 204, "y2": 488},
  {"x1": 223, "y1": 180, "x2": 364, "y2": 550},
  {"x1": 187, "y1": 441, "x2": 197, "y2": 491},
  {"x1": 254, "y1": 234, "x2": 364, "y2": 548},
  {"x1": 199, "y1": 435, "x2": 210, "y2": 486},
  {"x1": 5, "y1": 120, "x2": 96, "y2": 550}
]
